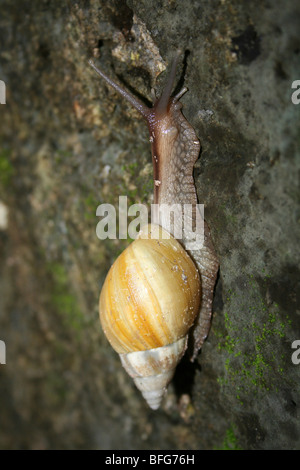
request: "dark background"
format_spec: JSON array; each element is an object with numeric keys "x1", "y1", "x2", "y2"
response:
[{"x1": 0, "y1": 0, "x2": 299, "y2": 449}]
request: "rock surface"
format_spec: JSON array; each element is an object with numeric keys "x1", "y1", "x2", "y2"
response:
[{"x1": 0, "y1": 0, "x2": 299, "y2": 450}]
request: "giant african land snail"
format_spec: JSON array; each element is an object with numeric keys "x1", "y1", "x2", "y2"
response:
[{"x1": 89, "y1": 52, "x2": 219, "y2": 410}]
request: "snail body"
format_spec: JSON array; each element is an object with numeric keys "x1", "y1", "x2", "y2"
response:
[{"x1": 90, "y1": 52, "x2": 219, "y2": 408}]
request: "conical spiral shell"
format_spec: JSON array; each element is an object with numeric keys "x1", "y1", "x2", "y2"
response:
[
  {"x1": 120, "y1": 336, "x2": 188, "y2": 410},
  {"x1": 99, "y1": 224, "x2": 201, "y2": 408}
]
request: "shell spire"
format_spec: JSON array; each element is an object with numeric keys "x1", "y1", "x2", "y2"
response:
[{"x1": 120, "y1": 337, "x2": 188, "y2": 410}]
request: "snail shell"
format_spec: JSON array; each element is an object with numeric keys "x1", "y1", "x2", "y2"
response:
[{"x1": 99, "y1": 224, "x2": 201, "y2": 409}]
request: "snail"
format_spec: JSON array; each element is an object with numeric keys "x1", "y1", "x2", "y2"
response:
[{"x1": 89, "y1": 52, "x2": 219, "y2": 409}]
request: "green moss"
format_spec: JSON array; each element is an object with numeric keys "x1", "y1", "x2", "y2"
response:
[
  {"x1": 218, "y1": 311, "x2": 242, "y2": 355},
  {"x1": 44, "y1": 372, "x2": 67, "y2": 405},
  {"x1": 47, "y1": 262, "x2": 86, "y2": 336},
  {"x1": 216, "y1": 271, "x2": 292, "y2": 402},
  {"x1": 0, "y1": 148, "x2": 14, "y2": 188},
  {"x1": 84, "y1": 193, "x2": 100, "y2": 221},
  {"x1": 54, "y1": 148, "x2": 73, "y2": 164},
  {"x1": 219, "y1": 203, "x2": 238, "y2": 226},
  {"x1": 216, "y1": 425, "x2": 242, "y2": 450}
]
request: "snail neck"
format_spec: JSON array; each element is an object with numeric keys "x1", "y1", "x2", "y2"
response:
[{"x1": 89, "y1": 53, "x2": 200, "y2": 238}]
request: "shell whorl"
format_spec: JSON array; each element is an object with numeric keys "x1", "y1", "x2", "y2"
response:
[
  {"x1": 120, "y1": 336, "x2": 188, "y2": 410},
  {"x1": 99, "y1": 224, "x2": 201, "y2": 354}
]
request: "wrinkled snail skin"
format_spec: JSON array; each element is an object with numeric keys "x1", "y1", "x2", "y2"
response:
[{"x1": 91, "y1": 53, "x2": 219, "y2": 408}]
